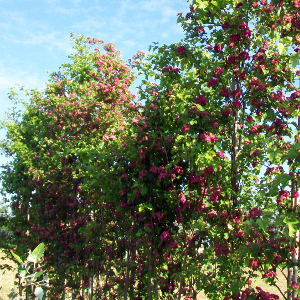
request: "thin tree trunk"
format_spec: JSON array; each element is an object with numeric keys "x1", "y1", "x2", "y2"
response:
[
  {"x1": 89, "y1": 265, "x2": 94, "y2": 300},
  {"x1": 288, "y1": 260, "x2": 292, "y2": 300},
  {"x1": 292, "y1": 115, "x2": 300, "y2": 299},
  {"x1": 147, "y1": 248, "x2": 152, "y2": 300},
  {"x1": 124, "y1": 248, "x2": 131, "y2": 300},
  {"x1": 231, "y1": 78, "x2": 239, "y2": 207},
  {"x1": 129, "y1": 249, "x2": 136, "y2": 297}
]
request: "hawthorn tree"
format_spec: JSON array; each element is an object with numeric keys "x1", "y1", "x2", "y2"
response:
[
  {"x1": 127, "y1": 0, "x2": 300, "y2": 299},
  {"x1": 2, "y1": 0, "x2": 300, "y2": 300},
  {"x1": 0, "y1": 33, "x2": 139, "y2": 299}
]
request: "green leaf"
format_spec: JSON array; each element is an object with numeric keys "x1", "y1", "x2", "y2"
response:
[
  {"x1": 35, "y1": 270, "x2": 45, "y2": 278},
  {"x1": 11, "y1": 251, "x2": 23, "y2": 264},
  {"x1": 144, "y1": 226, "x2": 152, "y2": 232},
  {"x1": 32, "y1": 243, "x2": 44, "y2": 259},
  {"x1": 195, "y1": 0, "x2": 209, "y2": 10},
  {"x1": 140, "y1": 186, "x2": 148, "y2": 196},
  {"x1": 283, "y1": 217, "x2": 299, "y2": 237},
  {"x1": 256, "y1": 219, "x2": 268, "y2": 231},
  {"x1": 267, "y1": 148, "x2": 281, "y2": 163},
  {"x1": 27, "y1": 243, "x2": 44, "y2": 263},
  {"x1": 289, "y1": 52, "x2": 300, "y2": 68},
  {"x1": 277, "y1": 43, "x2": 287, "y2": 55}
]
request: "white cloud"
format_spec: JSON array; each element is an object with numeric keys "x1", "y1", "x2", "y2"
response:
[{"x1": 0, "y1": 62, "x2": 46, "y2": 93}]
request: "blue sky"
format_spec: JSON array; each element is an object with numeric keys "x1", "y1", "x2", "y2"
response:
[{"x1": 0, "y1": 0, "x2": 189, "y2": 173}]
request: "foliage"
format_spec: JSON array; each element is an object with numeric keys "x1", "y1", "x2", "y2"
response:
[
  {"x1": 0, "y1": 243, "x2": 49, "y2": 300},
  {"x1": 1, "y1": 1, "x2": 300, "y2": 299}
]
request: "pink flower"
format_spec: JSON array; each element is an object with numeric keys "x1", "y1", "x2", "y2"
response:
[
  {"x1": 214, "y1": 44, "x2": 222, "y2": 52},
  {"x1": 160, "y1": 231, "x2": 171, "y2": 241},
  {"x1": 177, "y1": 46, "x2": 187, "y2": 54},
  {"x1": 219, "y1": 86, "x2": 231, "y2": 97},
  {"x1": 249, "y1": 207, "x2": 262, "y2": 220},
  {"x1": 221, "y1": 108, "x2": 232, "y2": 116},
  {"x1": 292, "y1": 281, "x2": 299, "y2": 289},
  {"x1": 208, "y1": 78, "x2": 218, "y2": 87},
  {"x1": 213, "y1": 67, "x2": 223, "y2": 77},
  {"x1": 139, "y1": 169, "x2": 148, "y2": 179},
  {"x1": 195, "y1": 95, "x2": 207, "y2": 105},
  {"x1": 180, "y1": 195, "x2": 186, "y2": 204},
  {"x1": 262, "y1": 269, "x2": 277, "y2": 279},
  {"x1": 228, "y1": 55, "x2": 237, "y2": 63},
  {"x1": 154, "y1": 212, "x2": 164, "y2": 221},
  {"x1": 181, "y1": 123, "x2": 190, "y2": 132},
  {"x1": 246, "y1": 115, "x2": 253, "y2": 122},
  {"x1": 204, "y1": 166, "x2": 214, "y2": 174},
  {"x1": 222, "y1": 22, "x2": 230, "y2": 30},
  {"x1": 233, "y1": 100, "x2": 242, "y2": 109},
  {"x1": 217, "y1": 151, "x2": 225, "y2": 158}
]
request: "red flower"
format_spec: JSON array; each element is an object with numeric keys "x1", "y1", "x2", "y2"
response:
[
  {"x1": 230, "y1": 34, "x2": 240, "y2": 43},
  {"x1": 213, "y1": 67, "x2": 223, "y2": 77},
  {"x1": 214, "y1": 44, "x2": 223, "y2": 52},
  {"x1": 217, "y1": 151, "x2": 225, "y2": 158},
  {"x1": 177, "y1": 46, "x2": 187, "y2": 54},
  {"x1": 228, "y1": 55, "x2": 237, "y2": 63},
  {"x1": 222, "y1": 21, "x2": 230, "y2": 30},
  {"x1": 219, "y1": 86, "x2": 231, "y2": 97},
  {"x1": 292, "y1": 281, "x2": 299, "y2": 289},
  {"x1": 160, "y1": 231, "x2": 171, "y2": 241},
  {"x1": 233, "y1": 100, "x2": 242, "y2": 109},
  {"x1": 208, "y1": 78, "x2": 218, "y2": 86},
  {"x1": 195, "y1": 95, "x2": 207, "y2": 105}
]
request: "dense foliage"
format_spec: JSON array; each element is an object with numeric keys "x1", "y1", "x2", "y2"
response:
[{"x1": 2, "y1": 0, "x2": 300, "y2": 299}]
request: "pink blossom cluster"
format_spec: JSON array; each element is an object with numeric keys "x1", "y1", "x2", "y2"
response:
[
  {"x1": 161, "y1": 66, "x2": 181, "y2": 74},
  {"x1": 194, "y1": 95, "x2": 207, "y2": 105},
  {"x1": 197, "y1": 132, "x2": 218, "y2": 144}
]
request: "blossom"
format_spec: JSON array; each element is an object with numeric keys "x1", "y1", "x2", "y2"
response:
[
  {"x1": 160, "y1": 231, "x2": 171, "y2": 241},
  {"x1": 219, "y1": 86, "x2": 231, "y2": 97},
  {"x1": 198, "y1": 132, "x2": 218, "y2": 144},
  {"x1": 181, "y1": 123, "x2": 190, "y2": 132},
  {"x1": 230, "y1": 34, "x2": 240, "y2": 43},
  {"x1": 213, "y1": 67, "x2": 223, "y2": 77},
  {"x1": 233, "y1": 100, "x2": 242, "y2": 109},
  {"x1": 221, "y1": 108, "x2": 232, "y2": 116},
  {"x1": 214, "y1": 44, "x2": 222, "y2": 52},
  {"x1": 177, "y1": 45, "x2": 187, "y2": 54},
  {"x1": 208, "y1": 78, "x2": 218, "y2": 86},
  {"x1": 222, "y1": 22, "x2": 230, "y2": 30},
  {"x1": 195, "y1": 95, "x2": 207, "y2": 105},
  {"x1": 217, "y1": 151, "x2": 225, "y2": 158},
  {"x1": 204, "y1": 166, "x2": 214, "y2": 174},
  {"x1": 292, "y1": 281, "x2": 299, "y2": 289},
  {"x1": 228, "y1": 55, "x2": 237, "y2": 64},
  {"x1": 262, "y1": 269, "x2": 277, "y2": 279},
  {"x1": 196, "y1": 27, "x2": 204, "y2": 33}
]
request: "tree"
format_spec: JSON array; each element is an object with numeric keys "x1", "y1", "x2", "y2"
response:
[
  {"x1": 0, "y1": 33, "x2": 139, "y2": 299},
  {"x1": 2, "y1": 1, "x2": 300, "y2": 299},
  {"x1": 132, "y1": 0, "x2": 300, "y2": 298}
]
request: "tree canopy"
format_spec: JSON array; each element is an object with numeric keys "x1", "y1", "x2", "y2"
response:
[{"x1": 2, "y1": 1, "x2": 300, "y2": 299}]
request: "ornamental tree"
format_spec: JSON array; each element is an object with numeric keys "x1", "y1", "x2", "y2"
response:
[
  {"x1": 130, "y1": 0, "x2": 300, "y2": 299},
  {"x1": 0, "y1": 33, "x2": 139, "y2": 299},
  {"x1": 2, "y1": 0, "x2": 300, "y2": 299}
]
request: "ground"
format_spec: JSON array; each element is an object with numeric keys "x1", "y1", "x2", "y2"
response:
[{"x1": 0, "y1": 251, "x2": 290, "y2": 299}]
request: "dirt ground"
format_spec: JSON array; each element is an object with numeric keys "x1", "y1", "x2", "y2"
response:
[
  {"x1": 0, "y1": 251, "x2": 17, "y2": 300},
  {"x1": 0, "y1": 251, "x2": 291, "y2": 299}
]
